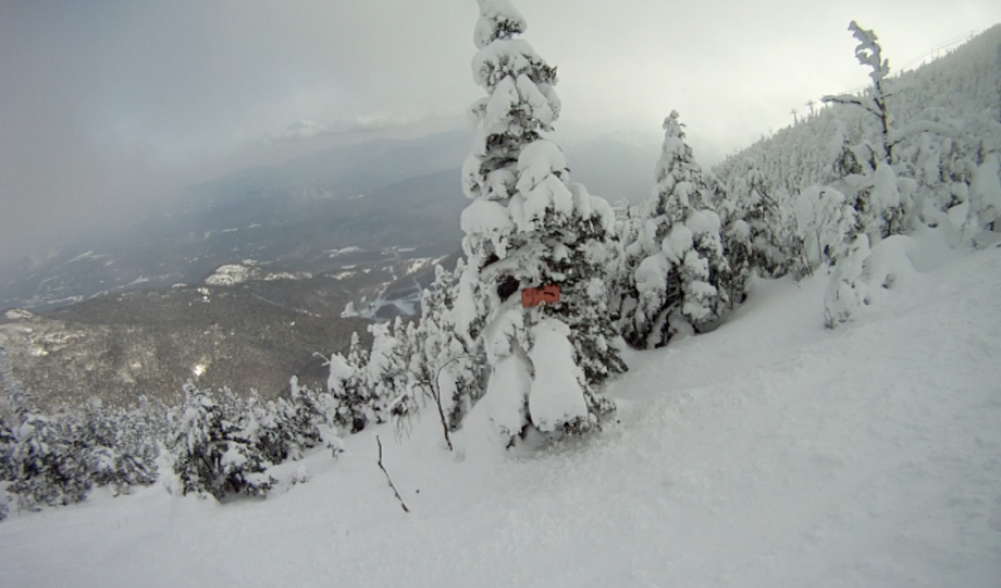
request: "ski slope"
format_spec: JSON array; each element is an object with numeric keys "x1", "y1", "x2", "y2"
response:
[{"x1": 1, "y1": 230, "x2": 1000, "y2": 587}]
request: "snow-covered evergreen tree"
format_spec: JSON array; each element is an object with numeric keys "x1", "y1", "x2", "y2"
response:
[
  {"x1": 78, "y1": 399, "x2": 158, "y2": 495},
  {"x1": 711, "y1": 159, "x2": 792, "y2": 282},
  {"x1": 327, "y1": 333, "x2": 372, "y2": 434},
  {"x1": 620, "y1": 111, "x2": 732, "y2": 348},
  {"x1": 282, "y1": 381, "x2": 325, "y2": 458},
  {"x1": 0, "y1": 347, "x2": 96, "y2": 511},
  {"x1": 456, "y1": 0, "x2": 556, "y2": 343},
  {"x1": 0, "y1": 414, "x2": 10, "y2": 520},
  {"x1": 412, "y1": 263, "x2": 486, "y2": 432},
  {"x1": 364, "y1": 319, "x2": 413, "y2": 422},
  {"x1": 245, "y1": 394, "x2": 295, "y2": 465},
  {"x1": 457, "y1": 0, "x2": 625, "y2": 443},
  {"x1": 0, "y1": 412, "x2": 14, "y2": 484},
  {"x1": 608, "y1": 204, "x2": 647, "y2": 324},
  {"x1": 4, "y1": 391, "x2": 91, "y2": 511},
  {"x1": 171, "y1": 384, "x2": 275, "y2": 501}
]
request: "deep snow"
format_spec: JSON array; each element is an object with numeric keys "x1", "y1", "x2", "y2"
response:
[{"x1": 1, "y1": 230, "x2": 999, "y2": 588}]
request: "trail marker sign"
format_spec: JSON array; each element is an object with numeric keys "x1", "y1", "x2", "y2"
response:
[{"x1": 521, "y1": 285, "x2": 560, "y2": 308}]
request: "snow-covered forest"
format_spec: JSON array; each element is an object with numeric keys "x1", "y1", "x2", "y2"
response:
[{"x1": 1, "y1": 2, "x2": 1000, "y2": 586}]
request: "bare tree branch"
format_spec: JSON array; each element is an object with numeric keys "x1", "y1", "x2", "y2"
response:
[{"x1": 376, "y1": 435, "x2": 409, "y2": 514}]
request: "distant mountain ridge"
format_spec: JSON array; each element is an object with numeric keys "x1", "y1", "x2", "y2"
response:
[{"x1": 0, "y1": 127, "x2": 661, "y2": 312}]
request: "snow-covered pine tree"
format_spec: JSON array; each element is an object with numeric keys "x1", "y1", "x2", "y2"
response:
[
  {"x1": 0, "y1": 412, "x2": 14, "y2": 483},
  {"x1": 327, "y1": 332, "x2": 374, "y2": 434},
  {"x1": 79, "y1": 399, "x2": 158, "y2": 495},
  {"x1": 608, "y1": 203, "x2": 646, "y2": 326},
  {"x1": 246, "y1": 394, "x2": 294, "y2": 465},
  {"x1": 364, "y1": 319, "x2": 412, "y2": 423},
  {"x1": 714, "y1": 184, "x2": 755, "y2": 307},
  {"x1": 620, "y1": 111, "x2": 732, "y2": 348},
  {"x1": 0, "y1": 413, "x2": 10, "y2": 519},
  {"x1": 457, "y1": 0, "x2": 625, "y2": 442},
  {"x1": 386, "y1": 318, "x2": 419, "y2": 421},
  {"x1": 0, "y1": 345, "x2": 20, "y2": 485},
  {"x1": 171, "y1": 384, "x2": 275, "y2": 501},
  {"x1": 4, "y1": 391, "x2": 92, "y2": 511},
  {"x1": 456, "y1": 0, "x2": 552, "y2": 344},
  {"x1": 132, "y1": 394, "x2": 172, "y2": 449},
  {"x1": 712, "y1": 159, "x2": 792, "y2": 281},
  {"x1": 413, "y1": 263, "x2": 486, "y2": 433},
  {"x1": 326, "y1": 352, "x2": 365, "y2": 434},
  {"x1": 283, "y1": 381, "x2": 325, "y2": 457},
  {"x1": 1, "y1": 346, "x2": 94, "y2": 511}
]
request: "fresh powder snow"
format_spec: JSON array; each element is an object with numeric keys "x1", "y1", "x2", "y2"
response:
[{"x1": 1, "y1": 228, "x2": 999, "y2": 587}]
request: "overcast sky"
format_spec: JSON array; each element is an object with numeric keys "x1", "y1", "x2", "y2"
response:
[{"x1": 2, "y1": 0, "x2": 1000, "y2": 262}]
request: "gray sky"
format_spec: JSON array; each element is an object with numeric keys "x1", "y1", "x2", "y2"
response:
[{"x1": 2, "y1": 0, "x2": 999, "y2": 262}]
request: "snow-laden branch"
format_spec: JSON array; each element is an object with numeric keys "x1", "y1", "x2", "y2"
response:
[
  {"x1": 888, "y1": 120, "x2": 960, "y2": 145},
  {"x1": 822, "y1": 93, "x2": 881, "y2": 118}
]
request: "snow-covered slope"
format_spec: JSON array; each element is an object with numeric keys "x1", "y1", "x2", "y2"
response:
[{"x1": 1, "y1": 231, "x2": 999, "y2": 587}]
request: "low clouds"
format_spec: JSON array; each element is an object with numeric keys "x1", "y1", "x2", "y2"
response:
[
  {"x1": 266, "y1": 114, "x2": 432, "y2": 143},
  {"x1": 1, "y1": 0, "x2": 1000, "y2": 262}
]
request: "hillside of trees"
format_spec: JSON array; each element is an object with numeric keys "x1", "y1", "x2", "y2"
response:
[{"x1": 2, "y1": 3, "x2": 999, "y2": 517}]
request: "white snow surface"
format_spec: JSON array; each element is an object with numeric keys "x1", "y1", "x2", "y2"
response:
[
  {"x1": 325, "y1": 353, "x2": 355, "y2": 392},
  {"x1": 972, "y1": 154, "x2": 1001, "y2": 225},
  {"x1": 484, "y1": 349, "x2": 532, "y2": 442},
  {"x1": 460, "y1": 198, "x2": 513, "y2": 240},
  {"x1": 526, "y1": 318, "x2": 588, "y2": 433},
  {"x1": 2, "y1": 230, "x2": 1001, "y2": 587},
  {"x1": 873, "y1": 161, "x2": 902, "y2": 210}
]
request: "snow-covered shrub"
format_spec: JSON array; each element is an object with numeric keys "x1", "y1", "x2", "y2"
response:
[
  {"x1": 4, "y1": 393, "x2": 92, "y2": 511},
  {"x1": 824, "y1": 234, "x2": 871, "y2": 328},
  {"x1": 79, "y1": 400, "x2": 159, "y2": 495},
  {"x1": 794, "y1": 185, "x2": 860, "y2": 273},
  {"x1": 283, "y1": 379, "x2": 325, "y2": 457},
  {"x1": 327, "y1": 332, "x2": 373, "y2": 434},
  {"x1": 823, "y1": 233, "x2": 920, "y2": 328},
  {"x1": 171, "y1": 384, "x2": 275, "y2": 501},
  {"x1": 292, "y1": 465, "x2": 309, "y2": 485},
  {"x1": 1, "y1": 412, "x2": 15, "y2": 519},
  {"x1": 860, "y1": 235, "x2": 919, "y2": 305},
  {"x1": 1, "y1": 345, "x2": 160, "y2": 510},
  {"x1": 0, "y1": 413, "x2": 14, "y2": 483},
  {"x1": 246, "y1": 394, "x2": 295, "y2": 466},
  {"x1": 382, "y1": 318, "x2": 419, "y2": 421},
  {"x1": 970, "y1": 153, "x2": 1001, "y2": 233}
]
